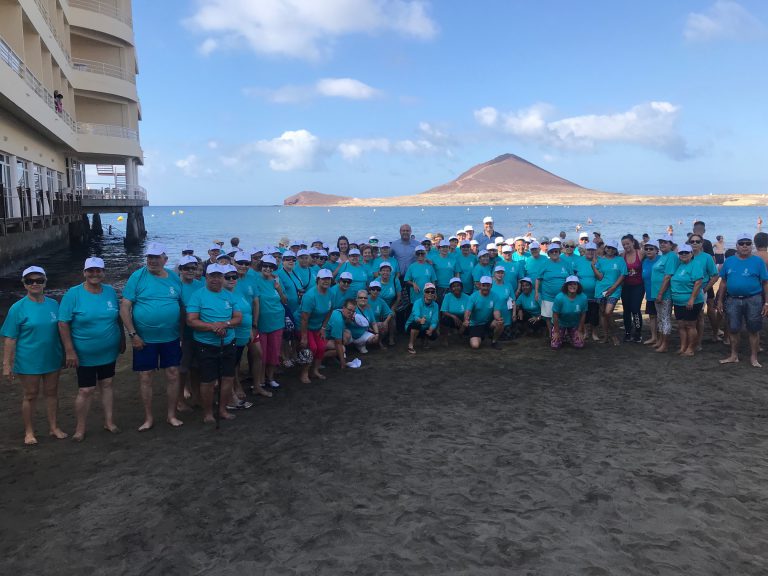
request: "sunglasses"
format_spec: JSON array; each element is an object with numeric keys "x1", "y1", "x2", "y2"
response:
[
  {"x1": 23, "y1": 277, "x2": 46, "y2": 285},
  {"x1": 261, "y1": 265, "x2": 277, "y2": 271},
  {"x1": 424, "y1": 289, "x2": 436, "y2": 294},
  {"x1": 224, "y1": 274, "x2": 238, "y2": 280},
  {"x1": 357, "y1": 296, "x2": 368, "y2": 300},
  {"x1": 339, "y1": 279, "x2": 352, "y2": 284},
  {"x1": 235, "y1": 260, "x2": 250, "y2": 265},
  {"x1": 644, "y1": 247, "x2": 657, "y2": 250},
  {"x1": 369, "y1": 287, "x2": 381, "y2": 292},
  {"x1": 738, "y1": 241, "x2": 752, "y2": 246}
]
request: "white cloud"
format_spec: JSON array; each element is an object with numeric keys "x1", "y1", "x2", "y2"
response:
[
  {"x1": 245, "y1": 78, "x2": 381, "y2": 103},
  {"x1": 186, "y1": 0, "x2": 437, "y2": 60},
  {"x1": 174, "y1": 154, "x2": 200, "y2": 177},
  {"x1": 338, "y1": 138, "x2": 390, "y2": 160},
  {"x1": 684, "y1": 1, "x2": 765, "y2": 42},
  {"x1": 475, "y1": 101, "x2": 692, "y2": 159},
  {"x1": 207, "y1": 140, "x2": 219, "y2": 149},
  {"x1": 253, "y1": 129, "x2": 322, "y2": 171}
]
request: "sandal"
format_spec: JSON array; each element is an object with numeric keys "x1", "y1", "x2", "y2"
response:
[{"x1": 407, "y1": 345, "x2": 416, "y2": 354}]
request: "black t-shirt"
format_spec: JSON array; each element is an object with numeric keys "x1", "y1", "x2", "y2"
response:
[{"x1": 702, "y1": 238, "x2": 714, "y2": 256}]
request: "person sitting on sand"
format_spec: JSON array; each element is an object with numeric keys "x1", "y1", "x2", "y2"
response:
[
  {"x1": 463, "y1": 276, "x2": 504, "y2": 350},
  {"x1": 1, "y1": 266, "x2": 68, "y2": 445},
  {"x1": 668, "y1": 245, "x2": 704, "y2": 357},
  {"x1": 516, "y1": 277, "x2": 545, "y2": 337},
  {"x1": 299, "y1": 269, "x2": 334, "y2": 383},
  {"x1": 405, "y1": 282, "x2": 440, "y2": 354},
  {"x1": 325, "y1": 298, "x2": 357, "y2": 367},
  {"x1": 185, "y1": 264, "x2": 242, "y2": 423},
  {"x1": 440, "y1": 277, "x2": 469, "y2": 341},
  {"x1": 120, "y1": 243, "x2": 185, "y2": 430},
  {"x1": 551, "y1": 276, "x2": 587, "y2": 350},
  {"x1": 58, "y1": 257, "x2": 124, "y2": 442},
  {"x1": 717, "y1": 233, "x2": 768, "y2": 368}
]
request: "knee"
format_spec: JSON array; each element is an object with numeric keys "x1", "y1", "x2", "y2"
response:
[
  {"x1": 78, "y1": 386, "x2": 96, "y2": 398},
  {"x1": 165, "y1": 366, "x2": 179, "y2": 379}
]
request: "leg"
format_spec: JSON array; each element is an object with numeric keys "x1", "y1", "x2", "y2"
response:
[
  {"x1": 707, "y1": 298, "x2": 720, "y2": 342},
  {"x1": 42, "y1": 371, "x2": 67, "y2": 439},
  {"x1": 250, "y1": 341, "x2": 271, "y2": 394},
  {"x1": 748, "y1": 331, "x2": 761, "y2": 367},
  {"x1": 387, "y1": 316, "x2": 396, "y2": 346},
  {"x1": 720, "y1": 331, "x2": 740, "y2": 364},
  {"x1": 137, "y1": 370, "x2": 154, "y2": 431},
  {"x1": 200, "y1": 382, "x2": 215, "y2": 423},
  {"x1": 408, "y1": 328, "x2": 419, "y2": 353},
  {"x1": 19, "y1": 375, "x2": 40, "y2": 445},
  {"x1": 621, "y1": 291, "x2": 632, "y2": 340},
  {"x1": 645, "y1": 315, "x2": 658, "y2": 345},
  {"x1": 73, "y1": 386, "x2": 96, "y2": 441},
  {"x1": 604, "y1": 302, "x2": 619, "y2": 345},
  {"x1": 164, "y1": 366, "x2": 183, "y2": 426},
  {"x1": 98, "y1": 378, "x2": 119, "y2": 432},
  {"x1": 219, "y1": 377, "x2": 236, "y2": 420},
  {"x1": 571, "y1": 327, "x2": 585, "y2": 349},
  {"x1": 550, "y1": 326, "x2": 562, "y2": 349}
]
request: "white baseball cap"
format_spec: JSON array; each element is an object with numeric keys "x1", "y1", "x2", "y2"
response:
[
  {"x1": 449, "y1": 277, "x2": 462, "y2": 285},
  {"x1": 645, "y1": 240, "x2": 660, "y2": 249},
  {"x1": 183, "y1": 243, "x2": 195, "y2": 253},
  {"x1": 224, "y1": 264, "x2": 237, "y2": 274},
  {"x1": 605, "y1": 240, "x2": 619, "y2": 250},
  {"x1": 146, "y1": 243, "x2": 166, "y2": 256},
  {"x1": 460, "y1": 240, "x2": 471, "y2": 247},
  {"x1": 565, "y1": 275, "x2": 580, "y2": 284},
  {"x1": 206, "y1": 264, "x2": 228, "y2": 275},
  {"x1": 547, "y1": 243, "x2": 562, "y2": 252},
  {"x1": 494, "y1": 237, "x2": 504, "y2": 245},
  {"x1": 529, "y1": 241, "x2": 541, "y2": 250},
  {"x1": 368, "y1": 280, "x2": 382, "y2": 288},
  {"x1": 297, "y1": 249, "x2": 312, "y2": 257},
  {"x1": 501, "y1": 245, "x2": 512, "y2": 253},
  {"x1": 378, "y1": 261, "x2": 392, "y2": 269},
  {"x1": 579, "y1": 232, "x2": 589, "y2": 239},
  {"x1": 208, "y1": 244, "x2": 221, "y2": 252},
  {"x1": 448, "y1": 235, "x2": 458, "y2": 242},
  {"x1": 469, "y1": 240, "x2": 479, "y2": 246},
  {"x1": 486, "y1": 243, "x2": 497, "y2": 251},
  {"x1": 464, "y1": 225, "x2": 474, "y2": 231},
  {"x1": 677, "y1": 245, "x2": 693, "y2": 254},
  {"x1": 424, "y1": 282, "x2": 436, "y2": 290},
  {"x1": 83, "y1": 257, "x2": 105, "y2": 269},
  {"x1": 736, "y1": 232, "x2": 752, "y2": 242},
  {"x1": 233, "y1": 251, "x2": 250, "y2": 262},
  {"x1": 261, "y1": 255, "x2": 277, "y2": 266},
  {"x1": 368, "y1": 235, "x2": 379, "y2": 244},
  {"x1": 317, "y1": 269, "x2": 333, "y2": 279},
  {"x1": 22, "y1": 265, "x2": 46, "y2": 278},
  {"x1": 520, "y1": 276, "x2": 533, "y2": 284},
  {"x1": 480, "y1": 275, "x2": 493, "y2": 284},
  {"x1": 584, "y1": 242, "x2": 598, "y2": 250},
  {"x1": 483, "y1": 216, "x2": 493, "y2": 224},
  {"x1": 494, "y1": 265, "x2": 505, "y2": 273},
  {"x1": 478, "y1": 250, "x2": 489, "y2": 257},
  {"x1": 413, "y1": 245, "x2": 426, "y2": 254},
  {"x1": 179, "y1": 255, "x2": 197, "y2": 266},
  {"x1": 348, "y1": 248, "x2": 362, "y2": 256},
  {"x1": 339, "y1": 271, "x2": 353, "y2": 281}
]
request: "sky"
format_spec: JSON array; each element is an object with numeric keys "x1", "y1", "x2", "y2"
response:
[{"x1": 126, "y1": 0, "x2": 768, "y2": 205}]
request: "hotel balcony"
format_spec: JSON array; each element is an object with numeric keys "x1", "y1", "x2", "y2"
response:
[
  {"x1": 68, "y1": 0, "x2": 134, "y2": 45},
  {"x1": 76, "y1": 121, "x2": 141, "y2": 158},
  {"x1": 71, "y1": 57, "x2": 137, "y2": 100}
]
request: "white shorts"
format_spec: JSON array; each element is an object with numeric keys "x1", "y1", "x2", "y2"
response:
[
  {"x1": 352, "y1": 332, "x2": 376, "y2": 346},
  {"x1": 540, "y1": 300, "x2": 554, "y2": 319}
]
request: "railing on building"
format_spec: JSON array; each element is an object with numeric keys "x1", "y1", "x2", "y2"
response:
[
  {"x1": 77, "y1": 123, "x2": 138, "y2": 140},
  {"x1": 0, "y1": 35, "x2": 77, "y2": 131},
  {"x1": 72, "y1": 57, "x2": 135, "y2": 83},
  {"x1": 83, "y1": 185, "x2": 147, "y2": 201},
  {"x1": 32, "y1": 0, "x2": 72, "y2": 64},
  {"x1": 68, "y1": 0, "x2": 133, "y2": 26},
  {"x1": 0, "y1": 184, "x2": 81, "y2": 236}
]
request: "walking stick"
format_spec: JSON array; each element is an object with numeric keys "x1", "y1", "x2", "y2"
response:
[{"x1": 215, "y1": 335, "x2": 224, "y2": 430}]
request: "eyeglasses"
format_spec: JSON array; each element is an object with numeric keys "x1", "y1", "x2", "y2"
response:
[
  {"x1": 643, "y1": 247, "x2": 656, "y2": 250},
  {"x1": 357, "y1": 296, "x2": 368, "y2": 300},
  {"x1": 564, "y1": 245, "x2": 575, "y2": 248},
  {"x1": 737, "y1": 241, "x2": 753, "y2": 246},
  {"x1": 339, "y1": 279, "x2": 352, "y2": 284},
  {"x1": 23, "y1": 277, "x2": 46, "y2": 285},
  {"x1": 235, "y1": 261, "x2": 250, "y2": 265},
  {"x1": 369, "y1": 287, "x2": 381, "y2": 292}
]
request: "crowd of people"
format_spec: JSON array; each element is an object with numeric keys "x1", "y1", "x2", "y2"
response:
[{"x1": 3, "y1": 216, "x2": 768, "y2": 445}]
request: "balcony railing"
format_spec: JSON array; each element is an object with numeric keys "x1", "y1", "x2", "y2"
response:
[
  {"x1": 72, "y1": 57, "x2": 135, "y2": 83},
  {"x1": 0, "y1": 35, "x2": 77, "y2": 132},
  {"x1": 77, "y1": 122, "x2": 138, "y2": 140},
  {"x1": 33, "y1": 0, "x2": 72, "y2": 64},
  {"x1": 69, "y1": 0, "x2": 133, "y2": 26},
  {"x1": 83, "y1": 185, "x2": 146, "y2": 201}
]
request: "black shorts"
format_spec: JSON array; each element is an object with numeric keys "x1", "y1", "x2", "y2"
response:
[
  {"x1": 674, "y1": 302, "x2": 704, "y2": 322},
  {"x1": 440, "y1": 315, "x2": 462, "y2": 329},
  {"x1": 715, "y1": 254, "x2": 724, "y2": 265},
  {"x1": 586, "y1": 300, "x2": 600, "y2": 326},
  {"x1": 194, "y1": 341, "x2": 237, "y2": 383},
  {"x1": 468, "y1": 323, "x2": 492, "y2": 339},
  {"x1": 645, "y1": 300, "x2": 657, "y2": 316},
  {"x1": 407, "y1": 323, "x2": 439, "y2": 340},
  {"x1": 76, "y1": 362, "x2": 116, "y2": 388}
]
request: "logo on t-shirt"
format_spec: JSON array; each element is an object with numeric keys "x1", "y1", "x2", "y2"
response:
[
  {"x1": 50, "y1": 311, "x2": 57, "y2": 322},
  {"x1": 107, "y1": 301, "x2": 114, "y2": 310},
  {"x1": 169, "y1": 287, "x2": 177, "y2": 296},
  {"x1": 225, "y1": 301, "x2": 232, "y2": 309}
]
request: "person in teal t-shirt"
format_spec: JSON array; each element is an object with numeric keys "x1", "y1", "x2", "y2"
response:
[
  {"x1": 368, "y1": 281, "x2": 394, "y2": 346},
  {"x1": 551, "y1": 276, "x2": 588, "y2": 350},
  {"x1": 432, "y1": 244, "x2": 458, "y2": 297},
  {"x1": 121, "y1": 244, "x2": 186, "y2": 431},
  {"x1": 440, "y1": 278, "x2": 470, "y2": 338},
  {"x1": 276, "y1": 253, "x2": 301, "y2": 318},
  {"x1": 299, "y1": 270, "x2": 335, "y2": 384},
  {"x1": 524, "y1": 244, "x2": 547, "y2": 282},
  {"x1": 573, "y1": 242, "x2": 600, "y2": 341},
  {"x1": 592, "y1": 241, "x2": 627, "y2": 345},
  {"x1": 463, "y1": 278, "x2": 504, "y2": 349},
  {"x1": 515, "y1": 277, "x2": 545, "y2": 337},
  {"x1": 1, "y1": 265, "x2": 67, "y2": 445},
  {"x1": 178, "y1": 255, "x2": 204, "y2": 408},
  {"x1": 405, "y1": 283, "x2": 440, "y2": 354},
  {"x1": 186, "y1": 263, "x2": 243, "y2": 424},
  {"x1": 491, "y1": 267, "x2": 515, "y2": 333},
  {"x1": 454, "y1": 242, "x2": 477, "y2": 295},
  {"x1": 471, "y1": 251, "x2": 494, "y2": 290},
  {"x1": 536, "y1": 244, "x2": 573, "y2": 335},
  {"x1": 404, "y1": 247, "x2": 437, "y2": 302},
  {"x1": 58, "y1": 257, "x2": 124, "y2": 441},
  {"x1": 338, "y1": 249, "x2": 371, "y2": 293},
  {"x1": 225, "y1": 263, "x2": 256, "y2": 405},
  {"x1": 669, "y1": 246, "x2": 705, "y2": 357}
]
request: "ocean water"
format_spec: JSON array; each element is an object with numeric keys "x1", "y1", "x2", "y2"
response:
[{"x1": 1, "y1": 204, "x2": 766, "y2": 306}]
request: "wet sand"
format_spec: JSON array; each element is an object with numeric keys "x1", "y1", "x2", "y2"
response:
[{"x1": 1, "y1": 330, "x2": 768, "y2": 575}]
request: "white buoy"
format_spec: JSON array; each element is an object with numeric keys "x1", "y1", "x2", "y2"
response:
[
  {"x1": 171, "y1": 211, "x2": 176, "y2": 215},
  {"x1": 179, "y1": 210, "x2": 184, "y2": 214}
]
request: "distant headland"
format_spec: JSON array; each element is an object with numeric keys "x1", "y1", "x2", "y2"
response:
[{"x1": 283, "y1": 154, "x2": 766, "y2": 207}]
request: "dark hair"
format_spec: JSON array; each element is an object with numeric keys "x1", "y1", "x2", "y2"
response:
[
  {"x1": 621, "y1": 234, "x2": 640, "y2": 250},
  {"x1": 336, "y1": 235, "x2": 349, "y2": 254},
  {"x1": 342, "y1": 298, "x2": 357, "y2": 310},
  {"x1": 725, "y1": 248, "x2": 737, "y2": 258},
  {"x1": 755, "y1": 232, "x2": 768, "y2": 249},
  {"x1": 562, "y1": 281, "x2": 583, "y2": 295},
  {"x1": 693, "y1": 220, "x2": 705, "y2": 228},
  {"x1": 716, "y1": 235, "x2": 723, "y2": 241}
]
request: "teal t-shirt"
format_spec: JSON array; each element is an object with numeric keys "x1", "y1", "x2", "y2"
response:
[
  {"x1": 512, "y1": 251, "x2": 530, "y2": 262},
  {"x1": 490, "y1": 283, "x2": 514, "y2": 326},
  {"x1": 277, "y1": 268, "x2": 301, "y2": 315},
  {"x1": 595, "y1": 257, "x2": 628, "y2": 298},
  {"x1": 516, "y1": 291, "x2": 540, "y2": 315},
  {"x1": 405, "y1": 298, "x2": 439, "y2": 330},
  {"x1": 325, "y1": 309, "x2": 348, "y2": 340},
  {"x1": 651, "y1": 252, "x2": 679, "y2": 300},
  {"x1": 670, "y1": 261, "x2": 705, "y2": 306},
  {"x1": 372, "y1": 257, "x2": 400, "y2": 277},
  {"x1": 186, "y1": 287, "x2": 240, "y2": 345},
  {"x1": 432, "y1": 255, "x2": 457, "y2": 288},
  {"x1": 369, "y1": 296, "x2": 392, "y2": 322},
  {"x1": 338, "y1": 262, "x2": 370, "y2": 293},
  {"x1": 350, "y1": 306, "x2": 377, "y2": 339},
  {"x1": 1, "y1": 296, "x2": 63, "y2": 374},
  {"x1": 404, "y1": 262, "x2": 436, "y2": 301},
  {"x1": 553, "y1": 292, "x2": 588, "y2": 328},
  {"x1": 329, "y1": 284, "x2": 355, "y2": 310},
  {"x1": 538, "y1": 259, "x2": 573, "y2": 302},
  {"x1": 467, "y1": 291, "x2": 501, "y2": 326},
  {"x1": 454, "y1": 253, "x2": 477, "y2": 294},
  {"x1": 524, "y1": 256, "x2": 547, "y2": 282},
  {"x1": 300, "y1": 287, "x2": 333, "y2": 330},
  {"x1": 58, "y1": 284, "x2": 121, "y2": 367},
  {"x1": 180, "y1": 278, "x2": 204, "y2": 339},
  {"x1": 231, "y1": 281, "x2": 255, "y2": 346},
  {"x1": 693, "y1": 252, "x2": 718, "y2": 286},
  {"x1": 497, "y1": 259, "x2": 524, "y2": 289},
  {"x1": 440, "y1": 292, "x2": 470, "y2": 317},
  {"x1": 572, "y1": 257, "x2": 597, "y2": 300},
  {"x1": 471, "y1": 263, "x2": 493, "y2": 284},
  {"x1": 378, "y1": 276, "x2": 401, "y2": 307},
  {"x1": 122, "y1": 267, "x2": 182, "y2": 343},
  {"x1": 254, "y1": 276, "x2": 285, "y2": 333}
]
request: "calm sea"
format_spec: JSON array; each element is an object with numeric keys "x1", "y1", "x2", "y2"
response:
[{"x1": 1, "y1": 204, "x2": 766, "y2": 308}]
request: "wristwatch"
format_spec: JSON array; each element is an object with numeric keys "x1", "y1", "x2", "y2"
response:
[{"x1": 128, "y1": 331, "x2": 137, "y2": 337}]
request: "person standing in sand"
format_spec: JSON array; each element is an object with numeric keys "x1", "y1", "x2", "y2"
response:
[
  {"x1": 299, "y1": 269, "x2": 334, "y2": 383},
  {"x1": 185, "y1": 264, "x2": 242, "y2": 423},
  {"x1": 717, "y1": 233, "x2": 768, "y2": 368},
  {"x1": 120, "y1": 243, "x2": 184, "y2": 431},
  {"x1": 2, "y1": 266, "x2": 67, "y2": 445},
  {"x1": 390, "y1": 224, "x2": 420, "y2": 278},
  {"x1": 58, "y1": 257, "x2": 124, "y2": 442},
  {"x1": 668, "y1": 245, "x2": 705, "y2": 357}
]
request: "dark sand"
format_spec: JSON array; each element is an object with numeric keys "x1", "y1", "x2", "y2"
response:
[{"x1": 1, "y1": 332, "x2": 768, "y2": 575}]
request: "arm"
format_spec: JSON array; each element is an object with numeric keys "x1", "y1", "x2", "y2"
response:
[
  {"x1": 2, "y1": 338, "x2": 15, "y2": 381},
  {"x1": 119, "y1": 299, "x2": 145, "y2": 350},
  {"x1": 334, "y1": 339, "x2": 346, "y2": 369},
  {"x1": 552, "y1": 311, "x2": 560, "y2": 332},
  {"x1": 687, "y1": 280, "x2": 703, "y2": 309},
  {"x1": 578, "y1": 312, "x2": 586, "y2": 333},
  {"x1": 534, "y1": 278, "x2": 541, "y2": 302},
  {"x1": 656, "y1": 275, "x2": 672, "y2": 303},
  {"x1": 606, "y1": 274, "x2": 625, "y2": 296},
  {"x1": 591, "y1": 259, "x2": 604, "y2": 280},
  {"x1": 186, "y1": 312, "x2": 229, "y2": 336},
  {"x1": 300, "y1": 311, "x2": 310, "y2": 348},
  {"x1": 716, "y1": 277, "x2": 727, "y2": 312},
  {"x1": 57, "y1": 322, "x2": 79, "y2": 368}
]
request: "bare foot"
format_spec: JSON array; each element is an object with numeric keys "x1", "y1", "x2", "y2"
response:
[
  {"x1": 751, "y1": 359, "x2": 762, "y2": 368},
  {"x1": 167, "y1": 417, "x2": 184, "y2": 427},
  {"x1": 312, "y1": 371, "x2": 326, "y2": 380},
  {"x1": 49, "y1": 428, "x2": 68, "y2": 440},
  {"x1": 681, "y1": 350, "x2": 695, "y2": 357},
  {"x1": 104, "y1": 424, "x2": 121, "y2": 434},
  {"x1": 591, "y1": 333, "x2": 601, "y2": 341},
  {"x1": 611, "y1": 336, "x2": 620, "y2": 346},
  {"x1": 219, "y1": 412, "x2": 236, "y2": 421},
  {"x1": 643, "y1": 339, "x2": 657, "y2": 346},
  {"x1": 72, "y1": 432, "x2": 85, "y2": 443},
  {"x1": 176, "y1": 402, "x2": 192, "y2": 413},
  {"x1": 24, "y1": 434, "x2": 38, "y2": 446},
  {"x1": 203, "y1": 415, "x2": 216, "y2": 424},
  {"x1": 254, "y1": 387, "x2": 273, "y2": 398},
  {"x1": 719, "y1": 356, "x2": 739, "y2": 365},
  {"x1": 655, "y1": 347, "x2": 668, "y2": 353},
  {"x1": 300, "y1": 377, "x2": 312, "y2": 384},
  {"x1": 138, "y1": 420, "x2": 154, "y2": 432}
]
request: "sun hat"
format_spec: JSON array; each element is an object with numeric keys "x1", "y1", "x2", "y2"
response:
[
  {"x1": 480, "y1": 275, "x2": 493, "y2": 284},
  {"x1": 547, "y1": 243, "x2": 562, "y2": 252},
  {"x1": 565, "y1": 275, "x2": 580, "y2": 284},
  {"x1": 520, "y1": 276, "x2": 533, "y2": 284},
  {"x1": 328, "y1": 247, "x2": 340, "y2": 254},
  {"x1": 529, "y1": 241, "x2": 541, "y2": 250},
  {"x1": 179, "y1": 255, "x2": 197, "y2": 267},
  {"x1": 146, "y1": 243, "x2": 166, "y2": 256},
  {"x1": 478, "y1": 250, "x2": 489, "y2": 257},
  {"x1": 282, "y1": 252, "x2": 296, "y2": 259},
  {"x1": 261, "y1": 255, "x2": 277, "y2": 266},
  {"x1": 22, "y1": 265, "x2": 46, "y2": 278},
  {"x1": 346, "y1": 248, "x2": 360, "y2": 256},
  {"x1": 224, "y1": 264, "x2": 237, "y2": 274},
  {"x1": 378, "y1": 261, "x2": 392, "y2": 269},
  {"x1": 424, "y1": 282, "x2": 436, "y2": 290},
  {"x1": 736, "y1": 232, "x2": 752, "y2": 242},
  {"x1": 449, "y1": 235, "x2": 458, "y2": 241},
  {"x1": 232, "y1": 251, "x2": 249, "y2": 261},
  {"x1": 501, "y1": 245, "x2": 512, "y2": 253},
  {"x1": 449, "y1": 277, "x2": 462, "y2": 285},
  {"x1": 486, "y1": 243, "x2": 497, "y2": 251},
  {"x1": 483, "y1": 216, "x2": 493, "y2": 224},
  {"x1": 339, "y1": 271, "x2": 353, "y2": 281},
  {"x1": 677, "y1": 245, "x2": 693, "y2": 253},
  {"x1": 317, "y1": 269, "x2": 333, "y2": 279},
  {"x1": 308, "y1": 248, "x2": 320, "y2": 255},
  {"x1": 316, "y1": 250, "x2": 328, "y2": 258},
  {"x1": 494, "y1": 265, "x2": 505, "y2": 273},
  {"x1": 368, "y1": 280, "x2": 382, "y2": 288},
  {"x1": 83, "y1": 257, "x2": 105, "y2": 269},
  {"x1": 584, "y1": 242, "x2": 598, "y2": 250}
]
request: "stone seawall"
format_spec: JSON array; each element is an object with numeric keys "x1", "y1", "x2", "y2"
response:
[{"x1": 0, "y1": 218, "x2": 89, "y2": 276}]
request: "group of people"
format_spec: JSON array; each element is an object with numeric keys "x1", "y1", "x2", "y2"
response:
[{"x1": 3, "y1": 217, "x2": 768, "y2": 446}]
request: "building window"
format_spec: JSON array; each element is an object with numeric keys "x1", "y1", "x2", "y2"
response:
[{"x1": 0, "y1": 153, "x2": 11, "y2": 218}]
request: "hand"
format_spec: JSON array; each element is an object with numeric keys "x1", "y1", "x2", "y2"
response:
[
  {"x1": 119, "y1": 338, "x2": 127, "y2": 354},
  {"x1": 65, "y1": 350, "x2": 79, "y2": 369},
  {"x1": 655, "y1": 295, "x2": 663, "y2": 304},
  {"x1": 3, "y1": 365, "x2": 13, "y2": 383},
  {"x1": 762, "y1": 303, "x2": 768, "y2": 318},
  {"x1": 300, "y1": 336, "x2": 308, "y2": 348},
  {"x1": 413, "y1": 284, "x2": 421, "y2": 293},
  {"x1": 605, "y1": 288, "x2": 614, "y2": 297},
  {"x1": 453, "y1": 316, "x2": 462, "y2": 328},
  {"x1": 131, "y1": 334, "x2": 145, "y2": 350},
  {"x1": 686, "y1": 298, "x2": 694, "y2": 310},
  {"x1": 426, "y1": 328, "x2": 434, "y2": 336},
  {"x1": 463, "y1": 319, "x2": 470, "y2": 328}
]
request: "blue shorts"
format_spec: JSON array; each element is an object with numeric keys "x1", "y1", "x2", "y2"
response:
[
  {"x1": 132, "y1": 339, "x2": 182, "y2": 372},
  {"x1": 726, "y1": 294, "x2": 763, "y2": 333}
]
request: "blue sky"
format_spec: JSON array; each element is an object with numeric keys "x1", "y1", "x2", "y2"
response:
[{"x1": 130, "y1": 0, "x2": 768, "y2": 205}]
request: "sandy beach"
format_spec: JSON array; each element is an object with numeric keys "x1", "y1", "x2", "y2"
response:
[{"x1": 1, "y1": 328, "x2": 767, "y2": 575}]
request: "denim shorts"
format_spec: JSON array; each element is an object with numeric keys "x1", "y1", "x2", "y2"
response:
[{"x1": 726, "y1": 294, "x2": 763, "y2": 333}]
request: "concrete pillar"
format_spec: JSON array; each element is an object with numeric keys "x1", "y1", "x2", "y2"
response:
[
  {"x1": 8, "y1": 155, "x2": 20, "y2": 218},
  {"x1": 91, "y1": 212, "x2": 103, "y2": 236},
  {"x1": 124, "y1": 158, "x2": 135, "y2": 189},
  {"x1": 30, "y1": 166, "x2": 39, "y2": 217},
  {"x1": 41, "y1": 169, "x2": 51, "y2": 216},
  {"x1": 125, "y1": 209, "x2": 140, "y2": 245}
]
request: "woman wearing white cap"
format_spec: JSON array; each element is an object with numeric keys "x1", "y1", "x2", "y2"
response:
[
  {"x1": 405, "y1": 283, "x2": 440, "y2": 354},
  {"x1": 463, "y1": 276, "x2": 504, "y2": 349},
  {"x1": 433, "y1": 242, "x2": 458, "y2": 304},
  {"x1": 652, "y1": 236, "x2": 679, "y2": 353},
  {"x1": 572, "y1": 242, "x2": 600, "y2": 341},
  {"x1": 536, "y1": 243, "x2": 573, "y2": 336},
  {"x1": 376, "y1": 262, "x2": 401, "y2": 345},
  {"x1": 224, "y1": 261, "x2": 259, "y2": 406},
  {"x1": 593, "y1": 240, "x2": 628, "y2": 345},
  {"x1": 551, "y1": 276, "x2": 588, "y2": 349},
  {"x1": 687, "y1": 232, "x2": 720, "y2": 348},
  {"x1": 471, "y1": 250, "x2": 493, "y2": 291},
  {"x1": 253, "y1": 255, "x2": 286, "y2": 389},
  {"x1": 440, "y1": 278, "x2": 469, "y2": 340},
  {"x1": 368, "y1": 281, "x2": 394, "y2": 347},
  {"x1": 299, "y1": 269, "x2": 334, "y2": 383},
  {"x1": 491, "y1": 266, "x2": 515, "y2": 338},
  {"x1": 641, "y1": 241, "x2": 660, "y2": 346},
  {"x1": 58, "y1": 257, "x2": 124, "y2": 441},
  {"x1": 404, "y1": 246, "x2": 437, "y2": 303},
  {"x1": 337, "y1": 248, "x2": 371, "y2": 294},
  {"x1": 1, "y1": 266, "x2": 67, "y2": 445},
  {"x1": 454, "y1": 241, "x2": 477, "y2": 295},
  {"x1": 372, "y1": 243, "x2": 400, "y2": 278},
  {"x1": 516, "y1": 277, "x2": 545, "y2": 337},
  {"x1": 669, "y1": 245, "x2": 706, "y2": 356}
]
